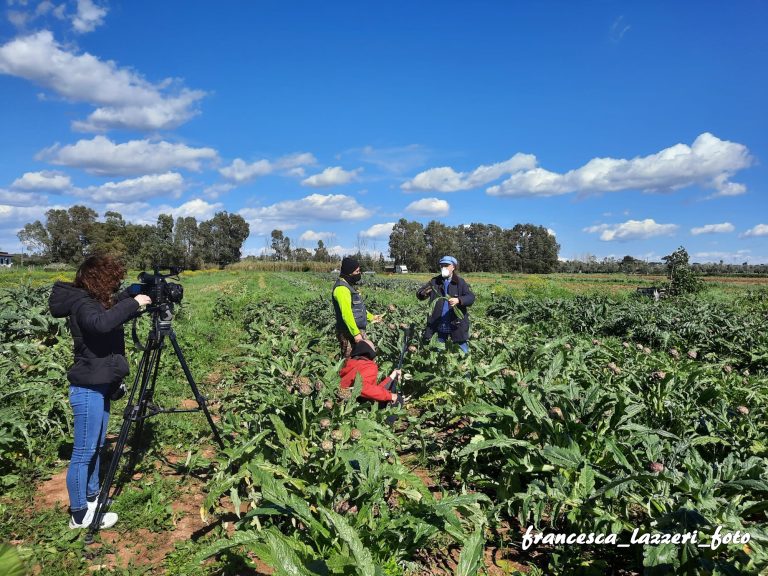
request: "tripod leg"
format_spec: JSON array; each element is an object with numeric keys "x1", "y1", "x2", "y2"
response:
[
  {"x1": 167, "y1": 329, "x2": 225, "y2": 448},
  {"x1": 132, "y1": 341, "x2": 163, "y2": 449},
  {"x1": 84, "y1": 335, "x2": 158, "y2": 544}
]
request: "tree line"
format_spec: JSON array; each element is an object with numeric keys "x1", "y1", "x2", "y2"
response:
[
  {"x1": 558, "y1": 254, "x2": 768, "y2": 276},
  {"x1": 387, "y1": 219, "x2": 560, "y2": 273},
  {"x1": 17, "y1": 206, "x2": 249, "y2": 269}
]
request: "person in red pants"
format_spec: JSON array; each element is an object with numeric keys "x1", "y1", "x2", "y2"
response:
[{"x1": 339, "y1": 339, "x2": 401, "y2": 405}]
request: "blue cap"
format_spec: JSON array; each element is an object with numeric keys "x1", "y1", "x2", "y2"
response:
[{"x1": 439, "y1": 255, "x2": 458, "y2": 266}]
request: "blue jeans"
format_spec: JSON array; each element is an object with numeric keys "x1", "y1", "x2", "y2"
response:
[
  {"x1": 437, "y1": 333, "x2": 469, "y2": 354},
  {"x1": 67, "y1": 384, "x2": 111, "y2": 512}
]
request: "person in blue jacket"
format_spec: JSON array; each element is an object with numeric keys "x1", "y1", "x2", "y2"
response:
[
  {"x1": 49, "y1": 255, "x2": 151, "y2": 530},
  {"x1": 416, "y1": 255, "x2": 475, "y2": 353}
]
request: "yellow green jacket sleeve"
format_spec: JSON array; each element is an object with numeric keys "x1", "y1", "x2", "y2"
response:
[{"x1": 333, "y1": 285, "x2": 361, "y2": 336}]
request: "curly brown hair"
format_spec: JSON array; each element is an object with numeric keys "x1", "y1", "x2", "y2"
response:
[{"x1": 74, "y1": 255, "x2": 126, "y2": 309}]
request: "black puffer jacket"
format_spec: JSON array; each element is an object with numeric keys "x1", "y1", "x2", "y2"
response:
[
  {"x1": 416, "y1": 274, "x2": 475, "y2": 342},
  {"x1": 49, "y1": 281, "x2": 139, "y2": 387}
]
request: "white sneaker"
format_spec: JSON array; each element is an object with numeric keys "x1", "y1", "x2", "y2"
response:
[{"x1": 69, "y1": 506, "x2": 118, "y2": 529}]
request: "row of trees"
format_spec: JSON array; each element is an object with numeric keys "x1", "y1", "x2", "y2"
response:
[
  {"x1": 388, "y1": 219, "x2": 560, "y2": 273},
  {"x1": 558, "y1": 255, "x2": 768, "y2": 276},
  {"x1": 17, "y1": 206, "x2": 249, "y2": 269}
]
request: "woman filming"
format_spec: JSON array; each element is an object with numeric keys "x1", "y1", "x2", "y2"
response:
[{"x1": 49, "y1": 255, "x2": 151, "y2": 529}]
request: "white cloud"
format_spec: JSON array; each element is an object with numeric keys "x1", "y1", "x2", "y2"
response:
[
  {"x1": 239, "y1": 193, "x2": 373, "y2": 234},
  {"x1": 707, "y1": 173, "x2": 747, "y2": 198},
  {"x1": 203, "y1": 183, "x2": 235, "y2": 199},
  {"x1": 219, "y1": 159, "x2": 271, "y2": 183},
  {"x1": 690, "y1": 222, "x2": 735, "y2": 235},
  {"x1": 487, "y1": 133, "x2": 752, "y2": 199},
  {"x1": 0, "y1": 31, "x2": 205, "y2": 131},
  {"x1": 405, "y1": 197, "x2": 450, "y2": 217},
  {"x1": 72, "y1": 0, "x2": 107, "y2": 33},
  {"x1": 103, "y1": 198, "x2": 222, "y2": 225},
  {"x1": 359, "y1": 222, "x2": 395, "y2": 239},
  {"x1": 11, "y1": 170, "x2": 72, "y2": 191},
  {"x1": 583, "y1": 218, "x2": 678, "y2": 242},
  {"x1": 302, "y1": 166, "x2": 362, "y2": 187},
  {"x1": 299, "y1": 230, "x2": 335, "y2": 243},
  {"x1": 0, "y1": 203, "x2": 61, "y2": 225},
  {"x1": 547, "y1": 228, "x2": 557, "y2": 237},
  {"x1": 402, "y1": 154, "x2": 536, "y2": 192},
  {"x1": 219, "y1": 153, "x2": 317, "y2": 184},
  {"x1": 78, "y1": 172, "x2": 185, "y2": 202},
  {"x1": 742, "y1": 224, "x2": 768, "y2": 238},
  {"x1": 38, "y1": 136, "x2": 218, "y2": 176},
  {"x1": 0, "y1": 189, "x2": 48, "y2": 206},
  {"x1": 325, "y1": 244, "x2": 384, "y2": 258}
]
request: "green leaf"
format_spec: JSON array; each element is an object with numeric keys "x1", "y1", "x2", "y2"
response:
[
  {"x1": 541, "y1": 445, "x2": 582, "y2": 470},
  {"x1": 457, "y1": 437, "x2": 534, "y2": 457},
  {"x1": 520, "y1": 388, "x2": 547, "y2": 419},
  {"x1": 321, "y1": 507, "x2": 376, "y2": 576},
  {"x1": 0, "y1": 545, "x2": 25, "y2": 576},
  {"x1": 456, "y1": 526, "x2": 484, "y2": 576}
]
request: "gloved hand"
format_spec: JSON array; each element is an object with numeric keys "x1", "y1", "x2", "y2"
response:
[{"x1": 110, "y1": 381, "x2": 126, "y2": 401}]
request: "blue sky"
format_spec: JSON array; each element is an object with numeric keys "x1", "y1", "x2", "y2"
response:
[{"x1": 1, "y1": 0, "x2": 766, "y2": 264}]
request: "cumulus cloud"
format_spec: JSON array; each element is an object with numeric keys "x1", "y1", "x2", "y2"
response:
[
  {"x1": 77, "y1": 172, "x2": 185, "y2": 202},
  {"x1": 239, "y1": 193, "x2": 373, "y2": 234},
  {"x1": 0, "y1": 31, "x2": 205, "y2": 131},
  {"x1": 302, "y1": 166, "x2": 362, "y2": 187},
  {"x1": 583, "y1": 219, "x2": 678, "y2": 242},
  {"x1": 219, "y1": 152, "x2": 316, "y2": 184},
  {"x1": 37, "y1": 136, "x2": 218, "y2": 176},
  {"x1": 0, "y1": 203, "x2": 61, "y2": 228},
  {"x1": 402, "y1": 154, "x2": 536, "y2": 192},
  {"x1": 72, "y1": 0, "x2": 108, "y2": 33},
  {"x1": 690, "y1": 222, "x2": 735, "y2": 235},
  {"x1": 405, "y1": 197, "x2": 450, "y2": 217},
  {"x1": 742, "y1": 224, "x2": 768, "y2": 238},
  {"x1": 11, "y1": 170, "x2": 72, "y2": 191},
  {"x1": 487, "y1": 133, "x2": 752, "y2": 199},
  {"x1": 359, "y1": 222, "x2": 396, "y2": 239},
  {"x1": 103, "y1": 198, "x2": 222, "y2": 225},
  {"x1": 299, "y1": 230, "x2": 335, "y2": 243},
  {"x1": 0, "y1": 188, "x2": 48, "y2": 206}
]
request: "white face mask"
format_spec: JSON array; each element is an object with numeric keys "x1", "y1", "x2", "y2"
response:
[{"x1": 440, "y1": 267, "x2": 451, "y2": 278}]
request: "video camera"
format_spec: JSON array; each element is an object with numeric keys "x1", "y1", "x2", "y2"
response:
[{"x1": 126, "y1": 266, "x2": 184, "y2": 306}]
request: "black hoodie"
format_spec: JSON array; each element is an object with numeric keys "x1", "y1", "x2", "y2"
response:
[{"x1": 49, "y1": 281, "x2": 140, "y2": 387}]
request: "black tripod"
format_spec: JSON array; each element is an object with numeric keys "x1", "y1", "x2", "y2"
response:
[{"x1": 85, "y1": 303, "x2": 224, "y2": 544}]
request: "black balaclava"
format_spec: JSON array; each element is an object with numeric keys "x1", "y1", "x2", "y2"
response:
[
  {"x1": 340, "y1": 256, "x2": 361, "y2": 284},
  {"x1": 351, "y1": 339, "x2": 376, "y2": 360}
]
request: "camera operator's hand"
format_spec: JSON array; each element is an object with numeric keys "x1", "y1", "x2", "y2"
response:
[
  {"x1": 389, "y1": 368, "x2": 402, "y2": 381},
  {"x1": 354, "y1": 333, "x2": 363, "y2": 343},
  {"x1": 134, "y1": 295, "x2": 152, "y2": 307}
]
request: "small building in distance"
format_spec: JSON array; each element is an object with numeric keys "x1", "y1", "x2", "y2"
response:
[{"x1": 0, "y1": 251, "x2": 12, "y2": 267}]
